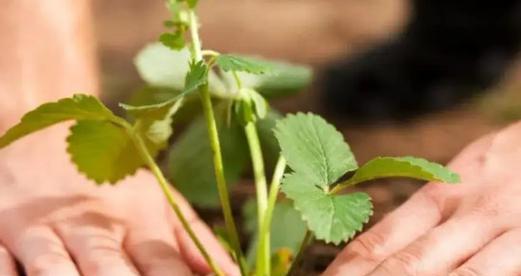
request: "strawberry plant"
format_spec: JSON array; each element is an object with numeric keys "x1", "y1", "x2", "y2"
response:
[{"x1": 0, "y1": 1, "x2": 460, "y2": 275}]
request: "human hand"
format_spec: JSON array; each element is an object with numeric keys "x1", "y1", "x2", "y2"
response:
[
  {"x1": 324, "y1": 122, "x2": 521, "y2": 276},
  {"x1": 0, "y1": 125, "x2": 238, "y2": 276}
]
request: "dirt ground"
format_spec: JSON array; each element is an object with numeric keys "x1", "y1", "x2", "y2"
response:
[{"x1": 91, "y1": 0, "x2": 521, "y2": 274}]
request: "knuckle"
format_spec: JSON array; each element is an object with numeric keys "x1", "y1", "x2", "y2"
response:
[
  {"x1": 26, "y1": 253, "x2": 74, "y2": 275},
  {"x1": 378, "y1": 250, "x2": 424, "y2": 276},
  {"x1": 468, "y1": 194, "x2": 503, "y2": 218},
  {"x1": 451, "y1": 267, "x2": 483, "y2": 276},
  {"x1": 418, "y1": 187, "x2": 446, "y2": 217},
  {"x1": 82, "y1": 256, "x2": 130, "y2": 275},
  {"x1": 140, "y1": 257, "x2": 191, "y2": 275},
  {"x1": 74, "y1": 235, "x2": 128, "y2": 272},
  {"x1": 347, "y1": 231, "x2": 388, "y2": 261}
]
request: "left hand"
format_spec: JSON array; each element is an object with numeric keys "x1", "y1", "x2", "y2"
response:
[
  {"x1": 0, "y1": 125, "x2": 238, "y2": 276},
  {"x1": 324, "y1": 122, "x2": 521, "y2": 276}
]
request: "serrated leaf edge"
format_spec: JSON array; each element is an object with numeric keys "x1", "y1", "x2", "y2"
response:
[
  {"x1": 274, "y1": 112, "x2": 358, "y2": 187},
  {"x1": 65, "y1": 121, "x2": 141, "y2": 185},
  {"x1": 217, "y1": 54, "x2": 274, "y2": 75},
  {"x1": 282, "y1": 173, "x2": 373, "y2": 245}
]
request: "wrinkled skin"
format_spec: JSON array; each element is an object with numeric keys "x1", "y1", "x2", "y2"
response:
[
  {"x1": 324, "y1": 122, "x2": 521, "y2": 276},
  {"x1": 0, "y1": 126, "x2": 238, "y2": 276}
]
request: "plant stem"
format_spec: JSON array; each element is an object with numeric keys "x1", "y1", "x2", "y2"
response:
[
  {"x1": 256, "y1": 156, "x2": 286, "y2": 275},
  {"x1": 288, "y1": 230, "x2": 314, "y2": 276},
  {"x1": 129, "y1": 130, "x2": 224, "y2": 276},
  {"x1": 200, "y1": 84, "x2": 247, "y2": 269},
  {"x1": 330, "y1": 178, "x2": 355, "y2": 195},
  {"x1": 188, "y1": 9, "x2": 247, "y2": 275},
  {"x1": 264, "y1": 157, "x2": 287, "y2": 232},
  {"x1": 244, "y1": 122, "x2": 270, "y2": 275},
  {"x1": 330, "y1": 183, "x2": 345, "y2": 195},
  {"x1": 188, "y1": 10, "x2": 203, "y2": 61}
]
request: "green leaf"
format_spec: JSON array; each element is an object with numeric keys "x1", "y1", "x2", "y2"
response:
[
  {"x1": 243, "y1": 200, "x2": 307, "y2": 263},
  {"x1": 256, "y1": 111, "x2": 282, "y2": 169},
  {"x1": 120, "y1": 63, "x2": 205, "y2": 152},
  {"x1": 163, "y1": 20, "x2": 176, "y2": 28},
  {"x1": 186, "y1": 0, "x2": 199, "y2": 8},
  {"x1": 217, "y1": 54, "x2": 272, "y2": 75},
  {"x1": 274, "y1": 113, "x2": 357, "y2": 188},
  {"x1": 159, "y1": 32, "x2": 185, "y2": 50},
  {"x1": 0, "y1": 94, "x2": 117, "y2": 149},
  {"x1": 67, "y1": 120, "x2": 143, "y2": 184},
  {"x1": 135, "y1": 44, "x2": 192, "y2": 90},
  {"x1": 168, "y1": 116, "x2": 249, "y2": 207},
  {"x1": 134, "y1": 43, "x2": 312, "y2": 99},
  {"x1": 248, "y1": 89, "x2": 268, "y2": 119},
  {"x1": 168, "y1": 108, "x2": 282, "y2": 207},
  {"x1": 219, "y1": 60, "x2": 312, "y2": 98},
  {"x1": 135, "y1": 43, "x2": 227, "y2": 94},
  {"x1": 167, "y1": 0, "x2": 181, "y2": 13},
  {"x1": 136, "y1": 99, "x2": 185, "y2": 156},
  {"x1": 342, "y1": 156, "x2": 460, "y2": 187},
  {"x1": 120, "y1": 60, "x2": 207, "y2": 154},
  {"x1": 282, "y1": 173, "x2": 373, "y2": 245},
  {"x1": 254, "y1": 61, "x2": 313, "y2": 98},
  {"x1": 185, "y1": 60, "x2": 208, "y2": 93},
  {"x1": 120, "y1": 60, "x2": 207, "y2": 116},
  {"x1": 125, "y1": 86, "x2": 181, "y2": 108},
  {"x1": 233, "y1": 99, "x2": 256, "y2": 126}
]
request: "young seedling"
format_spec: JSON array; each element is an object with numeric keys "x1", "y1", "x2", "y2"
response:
[{"x1": 0, "y1": 1, "x2": 459, "y2": 276}]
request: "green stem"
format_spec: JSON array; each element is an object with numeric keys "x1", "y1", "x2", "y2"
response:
[
  {"x1": 288, "y1": 230, "x2": 313, "y2": 276},
  {"x1": 200, "y1": 84, "x2": 247, "y2": 270},
  {"x1": 330, "y1": 183, "x2": 345, "y2": 195},
  {"x1": 330, "y1": 178, "x2": 356, "y2": 195},
  {"x1": 244, "y1": 122, "x2": 270, "y2": 276},
  {"x1": 188, "y1": 9, "x2": 247, "y2": 275},
  {"x1": 256, "y1": 157, "x2": 286, "y2": 275},
  {"x1": 129, "y1": 129, "x2": 224, "y2": 276},
  {"x1": 263, "y1": 157, "x2": 287, "y2": 232},
  {"x1": 188, "y1": 10, "x2": 203, "y2": 61}
]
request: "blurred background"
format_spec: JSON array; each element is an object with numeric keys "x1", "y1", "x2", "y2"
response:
[
  {"x1": 93, "y1": 0, "x2": 521, "y2": 163},
  {"x1": 92, "y1": 0, "x2": 521, "y2": 272}
]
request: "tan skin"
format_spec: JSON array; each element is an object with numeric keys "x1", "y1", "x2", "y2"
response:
[{"x1": 0, "y1": 1, "x2": 237, "y2": 275}]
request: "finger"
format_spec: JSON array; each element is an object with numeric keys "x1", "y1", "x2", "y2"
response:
[
  {"x1": 0, "y1": 244, "x2": 18, "y2": 276},
  {"x1": 169, "y1": 189, "x2": 239, "y2": 276},
  {"x1": 369, "y1": 212, "x2": 501, "y2": 275},
  {"x1": 8, "y1": 225, "x2": 79, "y2": 276},
  {"x1": 125, "y1": 228, "x2": 192, "y2": 276},
  {"x1": 323, "y1": 189, "x2": 446, "y2": 276},
  {"x1": 451, "y1": 229, "x2": 521, "y2": 276},
  {"x1": 55, "y1": 217, "x2": 139, "y2": 276}
]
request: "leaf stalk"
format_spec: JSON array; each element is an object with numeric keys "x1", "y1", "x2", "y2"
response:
[
  {"x1": 257, "y1": 156, "x2": 287, "y2": 275},
  {"x1": 187, "y1": 8, "x2": 247, "y2": 275},
  {"x1": 244, "y1": 122, "x2": 270, "y2": 275},
  {"x1": 129, "y1": 127, "x2": 224, "y2": 276}
]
